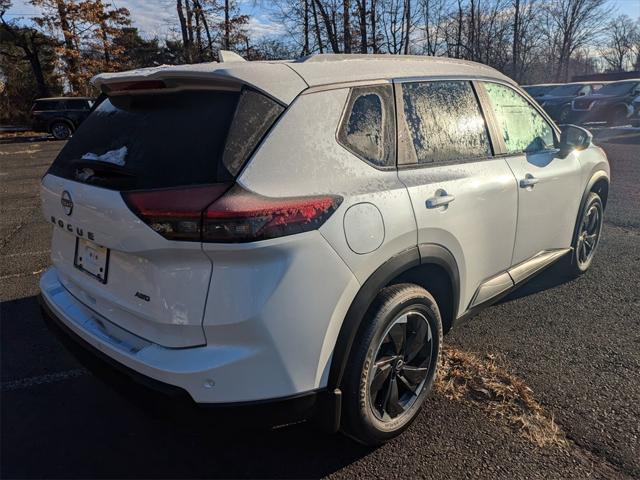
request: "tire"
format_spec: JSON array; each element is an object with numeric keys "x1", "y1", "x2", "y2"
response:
[
  {"x1": 607, "y1": 106, "x2": 628, "y2": 126},
  {"x1": 51, "y1": 121, "x2": 72, "y2": 140},
  {"x1": 567, "y1": 192, "x2": 604, "y2": 276},
  {"x1": 341, "y1": 283, "x2": 442, "y2": 446}
]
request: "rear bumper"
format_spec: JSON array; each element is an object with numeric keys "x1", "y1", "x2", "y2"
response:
[{"x1": 39, "y1": 267, "x2": 320, "y2": 406}]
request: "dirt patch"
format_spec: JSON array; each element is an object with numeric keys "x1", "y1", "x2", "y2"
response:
[{"x1": 436, "y1": 345, "x2": 567, "y2": 448}]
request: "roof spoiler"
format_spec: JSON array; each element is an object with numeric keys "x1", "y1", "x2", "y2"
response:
[{"x1": 219, "y1": 50, "x2": 246, "y2": 63}]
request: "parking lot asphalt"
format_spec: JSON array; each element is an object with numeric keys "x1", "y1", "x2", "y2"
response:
[{"x1": 1, "y1": 135, "x2": 639, "y2": 479}]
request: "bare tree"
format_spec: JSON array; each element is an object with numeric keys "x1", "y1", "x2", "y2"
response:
[
  {"x1": 543, "y1": 0, "x2": 612, "y2": 82},
  {"x1": 599, "y1": 14, "x2": 638, "y2": 72}
]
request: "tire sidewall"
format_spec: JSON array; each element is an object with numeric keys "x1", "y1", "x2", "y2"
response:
[{"x1": 345, "y1": 286, "x2": 443, "y2": 444}]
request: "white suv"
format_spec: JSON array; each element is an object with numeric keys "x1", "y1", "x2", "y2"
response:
[{"x1": 39, "y1": 54, "x2": 610, "y2": 445}]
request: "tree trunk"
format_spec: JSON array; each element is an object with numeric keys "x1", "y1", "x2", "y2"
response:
[
  {"x1": 55, "y1": 0, "x2": 80, "y2": 92},
  {"x1": 303, "y1": 0, "x2": 310, "y2": 55},
  {"x1": 370, "y1": 0, "x2": 377, "y2": 53},
  {"x1": 356, "y1": 0, "x2": 367, "y2": 53},
  {"x1": 512, "y1": 0, "x2": 520, "y2": 80},
  {"x1": 343, "y1": 0, "x2": 351, "y2": 53},
  {"x1": 176, "y1": 0, "x2": 192, "y2": 62},
  {"x1": 314, "y1": 0, "x2": 340, "y2": 53},
  {"x1": 403, "y1": 0, "x2": 410, "y2": 54},
  {"x1": 311, "y1": 0, "x2": 324, "y2": 53},
  {"x1": 224, "y1": 0, "x2": 230, "y2": 50}
]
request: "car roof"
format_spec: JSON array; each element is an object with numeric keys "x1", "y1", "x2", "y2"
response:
[{"x1": 92, "y1": 54, "x2": 515, "y2": 105}]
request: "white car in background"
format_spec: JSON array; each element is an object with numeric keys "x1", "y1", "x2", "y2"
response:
[{"x1": 39, "y1": 54, "x2": 610, "y2": 445}]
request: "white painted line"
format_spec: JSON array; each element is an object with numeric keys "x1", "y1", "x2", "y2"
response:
[{"x1": 1, "y1": 368, "x2": 89, "y2": 392}]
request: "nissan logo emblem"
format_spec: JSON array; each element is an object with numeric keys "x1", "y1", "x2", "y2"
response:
[{"x1": 61, "y1": 190, "x2": 73, "y2": 216}]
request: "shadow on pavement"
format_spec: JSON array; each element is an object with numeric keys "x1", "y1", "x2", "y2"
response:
[
  {"x1": 1, "y1": 295, "x2": 371, "y2": 479},
  {"x1": 498, "y1": 259, "x2": 575, "y2": 305}
]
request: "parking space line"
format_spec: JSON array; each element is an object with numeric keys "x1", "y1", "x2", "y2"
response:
[{"x1": 1, "y1": 368, "x2": 89, "y2": 392}]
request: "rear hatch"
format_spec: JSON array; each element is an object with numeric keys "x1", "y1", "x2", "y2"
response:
[{"x1": 42, "y1": 84, "x2": 284, "y2": 347}]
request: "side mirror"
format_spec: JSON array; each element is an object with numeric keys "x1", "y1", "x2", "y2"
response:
[{"x1": 559, "y1": 124, "x2": 592, "y2": 157}]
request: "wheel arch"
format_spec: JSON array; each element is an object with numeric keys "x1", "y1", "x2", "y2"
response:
[{"x1": 327, "y1": 244, "x2": 459, "y2": 390}]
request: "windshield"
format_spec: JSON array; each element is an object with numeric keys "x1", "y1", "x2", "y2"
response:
[
  {"x1": 596, "y1": 82, "x2": 639, "y2": 96},
  {"x1": 547, "y1": 84, "x2": 582, "y2": 96}
]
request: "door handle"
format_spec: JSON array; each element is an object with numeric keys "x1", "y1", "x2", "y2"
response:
[
  {"x1": 426, "y1": 192, "x2": 455, "y2": 209},
  {"x1": 519, "y1": 174, "x2": 540, "y2": 188}
]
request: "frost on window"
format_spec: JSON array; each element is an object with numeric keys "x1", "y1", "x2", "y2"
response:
[
  {"x1": 402, "y1": 81, "x2": 491, "y2": 164},
  {"x1": 338, "y1": 85, "x2": 395, "y2": 167},
  {"x1": 222, "y1": 89, "x2": 284, "y2": 177},
  {"x1": 483, "y1": 82, "x2": 555, "y2": 154}
]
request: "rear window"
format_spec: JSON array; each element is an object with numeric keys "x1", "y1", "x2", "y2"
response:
[
  {"x1": 65, "y1": 99, "x2": 91, "y2": 110},
  {"x1": 47, "y1": 89, "x2": 284, "y2": 190}
]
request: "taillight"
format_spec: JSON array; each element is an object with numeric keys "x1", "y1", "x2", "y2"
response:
[
  {"x1": 123, "y1": 184, "x2": 342, "y2": 243},
  {"x1": 123, "y1": 184, "x2": 231, "y2": 241},
  {"x1": 203, "y1": 185, "x2": 342, "y2": 243}
]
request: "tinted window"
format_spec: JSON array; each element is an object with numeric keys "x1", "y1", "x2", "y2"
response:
[
  {"x1": 34, "y1": 100, "x2": 63, "y2": 111},
  {"x1": 338, "y1": 84, "x2": 395, "y2": 167},
  {"x1": 48, "y1": 89, "x2": 282, "y2": 190},
  {"x1": 65, "y1": 99, "x2": 91, "y2": 110},
  {"x1": 596, "y1": 81, "x2": 640, "y2": 96},
  {"x1": 401, "y1": 81, "x2": 491, "y2": 164},
  {"x1": 483, "y1": 82, "x2": 555, "y2": 154}
]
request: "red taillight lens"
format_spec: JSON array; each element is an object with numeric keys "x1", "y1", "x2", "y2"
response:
[
  {"x1": 203, "y1": 186, "x2": 342, "y2": 243},
  {"x1": 123, "y1": 184, "x2": 231, "y2": 241},
  {"x1": 123, "y1": 184, "x2": 342, "y2": 243}
]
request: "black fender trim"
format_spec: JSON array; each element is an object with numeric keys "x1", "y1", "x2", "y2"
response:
[
  {"x1": 418, "y1": 243, "x2": 461, "y2": 324},
  {"x1": 327, "y1": 243, "x2": 460, "y2": 391},
  {"x1": 327, "y1": 246, "x2": 420, "y2": 390}
]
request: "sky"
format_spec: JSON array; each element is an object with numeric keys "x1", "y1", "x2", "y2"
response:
[
  {"x1": 4, "y1": 0, "x2": 286, "y2": 40},
  {"x1": 4, "y1": 0, "x2": 640, "y2": 42}
]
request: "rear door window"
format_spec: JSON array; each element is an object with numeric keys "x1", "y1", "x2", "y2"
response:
[
  {"x1": 337, "y1": 84, "x2": 395, "y2": 167},
  {"x1": 400, "y1": 80, "x2": 491, "y2": 164},
  {"x1": 482, "y1": 82, "x2": 555, "y2": 154},
  {"x1": 47, "y1": 88, "x2": 284, "y2": 190}
]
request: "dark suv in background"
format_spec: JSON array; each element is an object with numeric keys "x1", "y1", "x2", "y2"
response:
[
  {"x1": 537, "y1": 82, "x2": 604, "y2": 122},
  {"x1": 570, "y1": 80, "x2": 640, "y2": 125},
  {"x1": 30, "y1": 97, "x2": 94, "y2": 140}
]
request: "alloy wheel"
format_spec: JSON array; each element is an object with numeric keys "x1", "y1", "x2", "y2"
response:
[
  {"x1": 368, "y1": 310, "x2": 433, "y2": 422},
  {"x1": 576, "y1": 203, "x2": 602, "y2": 268}
]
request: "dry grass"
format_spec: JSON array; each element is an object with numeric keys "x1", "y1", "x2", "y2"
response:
[{"x1": 435, "y1": 345, "x2": 567, "y2": 448}]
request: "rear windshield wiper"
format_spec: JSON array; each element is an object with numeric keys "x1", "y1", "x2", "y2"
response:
[{"x1": 70, "y1": 159, "x2": 136, "y2": 178}]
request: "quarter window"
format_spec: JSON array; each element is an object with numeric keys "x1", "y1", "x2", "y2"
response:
[
  {"x1": 401, "y1": 81, "x2": 491, "y2": 164},
  {"x1": 338, "y1": 84, "x2": 395, "y2": 167},
  {"x1": 483, "y1": 82, "x2": 555, "y2": 154}
]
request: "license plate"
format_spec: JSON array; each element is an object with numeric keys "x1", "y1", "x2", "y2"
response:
[{"x1": 74, "y1": 238, "x2": 110, "y2": 283}]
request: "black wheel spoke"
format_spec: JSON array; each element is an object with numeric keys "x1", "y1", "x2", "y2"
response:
[
  {"x1": 368, "y1": 309, "x2": 434, "y2": 421},
  {"x1": 397, "y1": 373, "x2": 418, "y2": 396},
  {"x1": 385, "y1": 378, "x2": 402, "y2": 417},
  {"x1": 388, "y1": 320, "x2": 406, "y2": 355},
  {"x1": 370, "y1": 364, "x2": 392, "y2": 397},
  {"x1": 402, "y1": 365, "x2": 429, "y2": 385}
]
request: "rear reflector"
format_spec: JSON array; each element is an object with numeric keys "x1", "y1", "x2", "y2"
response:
[{"x1": 123, "y1": 184, "x2": 342, "y2": 243}]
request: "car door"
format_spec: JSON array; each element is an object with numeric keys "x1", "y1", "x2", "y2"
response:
[
  {"x1": 477, "y1": 81, "x2": 583, "y2": 265},
  {"x1": 395, "y1": 79, "x2": 518, "y2": 315}
]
